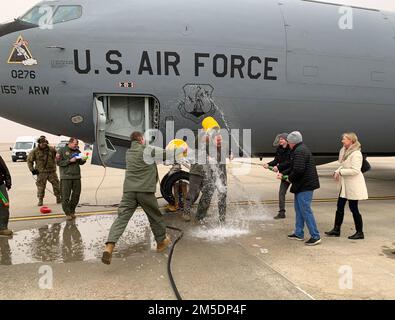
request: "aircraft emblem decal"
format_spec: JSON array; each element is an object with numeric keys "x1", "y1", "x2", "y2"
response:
[
  {"x1": 178, "y1": 84, "x2": 216, "y2": 123},
  {"x1": 7, "y1": 35, "x2": 38, "y2": 66}
]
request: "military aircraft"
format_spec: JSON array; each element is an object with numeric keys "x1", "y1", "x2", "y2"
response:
[{"x1": 0, "y1": 0, "x2": 394, "y2": 202}]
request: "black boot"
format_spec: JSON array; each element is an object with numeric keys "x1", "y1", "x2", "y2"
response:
[
  {"x1": 274, "y1": 212, "x2": 286, "y2": 220},
  {"x1": 325, "y1": 226, "x2": 341, "y2": 237},
  {"x1": 348, "y1": 232, "x2": 364, "y2": 240}
]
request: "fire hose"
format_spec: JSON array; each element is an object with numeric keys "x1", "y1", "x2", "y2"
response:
[{"x1": 165, "y1": 225, "x2": 184, "y2": 300}]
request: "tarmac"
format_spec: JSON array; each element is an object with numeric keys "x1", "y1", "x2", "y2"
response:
[{"x1": 0, "y1": 143, "x2": 394, "y2": 300}]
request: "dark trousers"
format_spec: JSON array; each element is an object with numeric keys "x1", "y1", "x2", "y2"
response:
[
  {"x1": 0, "y1": 184, "x2": 10, "y2": 230},
  {"x1": 0, "y1": 237, "x2": 12, "y2": 265},
  {"x1": 335, "y1": 197, "x2": 364, "y2": 232},
  {"x1": 279, "y1": 180, "x2": 290, "y2": 214},
  {"x1": 61, "y1": 179, "x2": 81, "y2": 215}
]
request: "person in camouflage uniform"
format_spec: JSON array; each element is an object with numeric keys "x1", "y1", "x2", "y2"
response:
[
  {"x1": 181, "y1": 131, "x2": 206, "y2": 222},
  {"x1": 195, "y1": 127, "x2": 228, "y2": 223},
  {"x1": 182, "y1": 117, "x2": 229, "y2": 223},
  {"x1": 27, "y1": 137, "x2": 61, "y2": 206}
]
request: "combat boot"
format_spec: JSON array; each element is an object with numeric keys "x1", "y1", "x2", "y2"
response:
[
  {"x1": 157, "y1": 236, "x2": 171, "y2": 253},
  {"x1": 165, "y1": 204, "x2": 177, "y2": 213},
  {"x1": 0, "y1": 229, "x2": 13, "y2": 236},
  {"x1": 37, "y1": 198, "x2": 43, "y2": 207},
  {"x1": 56, "y1": 196, "x2": 62, "y2": 204},
  {"x1": 101, "y1": 242, "x2": 115, "y2": 265}
]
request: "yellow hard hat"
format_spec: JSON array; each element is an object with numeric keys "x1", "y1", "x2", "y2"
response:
[
  {"x1": 166, "y1": 139, "x2": 188, "y2": 157},
  {"x1": 202, "y1": 117, "x2": 220, "y2": 132}
]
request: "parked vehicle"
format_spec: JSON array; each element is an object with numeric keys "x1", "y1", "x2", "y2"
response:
[
  {"x1": 10, "y1": 136, "x2": 38, "y2": 162},
  {"x1": 56, "y1": 140, "x2": 69, "y2": 151}
]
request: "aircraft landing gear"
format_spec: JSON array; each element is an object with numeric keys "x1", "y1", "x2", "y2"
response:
[{"x1": 160, "y1": 165, "x2": 199, "y2": 207}]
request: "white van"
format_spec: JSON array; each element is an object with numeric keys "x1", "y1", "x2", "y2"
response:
[{"x1": 10, "y1": 136, "x2": 38, "y2": 162}]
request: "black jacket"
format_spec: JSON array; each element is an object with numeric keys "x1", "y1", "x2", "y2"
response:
[
  {"x1": 0, "y1": 155, "x2": 12, "y2": 189},
  {"x1": 283, "y1": 143, "x2": 320, "y2": 194},
  {"x1": 268, "y1": 145, "x2": 291, "y2": 173}
]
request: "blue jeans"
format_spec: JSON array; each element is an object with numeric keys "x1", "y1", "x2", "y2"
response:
[{"x1": 294, "y1": 191, "x2": 320, "y2": 239}]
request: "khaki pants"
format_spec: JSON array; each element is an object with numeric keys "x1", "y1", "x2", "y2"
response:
[{"x1": 107, "y1": 192, "x2": 166, "y2": 244}]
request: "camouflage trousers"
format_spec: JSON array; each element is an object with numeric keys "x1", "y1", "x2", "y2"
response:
[
  {"x1": 36, "y1": 171, "x2": 61, "y2": 199},
  {"x1": 196, "y1": 164, "x2": 227, "y2": 222}
]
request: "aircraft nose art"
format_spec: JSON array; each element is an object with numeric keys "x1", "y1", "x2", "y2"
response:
[{"x1": 7, "y1": 35, "x2": 38, "y2": 66}]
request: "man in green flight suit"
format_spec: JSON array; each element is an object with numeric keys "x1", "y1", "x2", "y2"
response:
[
  {"x1": 27, "y1": 136, "x2": 61, "y2": 206},
  {"x1": 102, "y1": 131, "x2": 186, "y2": 265},
  {"x1": 56, "y1": 138, "x2": 87, "y2": 221}
]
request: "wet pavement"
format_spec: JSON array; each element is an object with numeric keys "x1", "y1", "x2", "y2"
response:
[
  {"x1": 0, "y1": 203, "x2": 273, "y2": 266},
  {"x1": 0, "y1": 205, "x2": 312, "y2": 300},
  {"x1": 0, "y1": 214, "x2": 155, "y2": 265},
  {"x1": 1, "y1": 144, "x2": 395, "y2": 299}
]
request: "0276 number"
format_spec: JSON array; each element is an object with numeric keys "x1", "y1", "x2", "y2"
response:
[{"x1": 11, "y1": 70, "x2": 36, "y2": 79}]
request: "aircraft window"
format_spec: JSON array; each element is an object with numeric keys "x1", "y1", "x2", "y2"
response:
[
  {"x1": 52, "y1": 6, "x2": 82, "y2": 24},
  {"x1": 19, "y1": 5, "x2": 55, "y2": 25}
]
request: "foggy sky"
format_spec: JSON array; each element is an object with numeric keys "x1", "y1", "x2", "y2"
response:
[{"x1": 0, "y1": 0, "x2": 394, "y2": 142}]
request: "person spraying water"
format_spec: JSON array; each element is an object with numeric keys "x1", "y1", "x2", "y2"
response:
[{"x1": 263, "y1": 133, "x2": 291, "y2": 219}]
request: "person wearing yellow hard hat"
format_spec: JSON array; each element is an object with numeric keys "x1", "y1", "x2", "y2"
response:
[
  {"x1": 164, "y1": 139, "x2": 189, "y2": 213},
  {"x1": 182, "y1": 116, "x2": 229, "y2": 223}
]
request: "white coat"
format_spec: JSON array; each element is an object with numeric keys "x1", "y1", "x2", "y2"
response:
[{"x1": 335, "y1": 150, "x2": 368, "y2": 201}]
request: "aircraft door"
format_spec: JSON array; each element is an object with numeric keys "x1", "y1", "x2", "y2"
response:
[
  {"x1": 93, "y1": 95, "x2": 160, "y2": 168},
  {"x1": 93, "y1": 97, "x2": 116, "y2": 167}
]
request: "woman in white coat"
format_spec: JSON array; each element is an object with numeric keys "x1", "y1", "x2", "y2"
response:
[{"x1": 325, "y1": 133, "x2": 368, "y2": 240}]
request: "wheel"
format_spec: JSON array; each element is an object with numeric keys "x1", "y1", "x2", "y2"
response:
[
  {"x1": 11, "y1": 157, "x2": 16, "y2": 162},
  {"x1": 160, "y1": 171, "x2": 199, "y2": 205},
  {"x1": 160, "y1": 172, "x2": 170, "y2": 197}
]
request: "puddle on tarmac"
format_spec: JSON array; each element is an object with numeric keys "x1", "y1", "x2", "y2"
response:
[
  {"x1": 0, "y1": 202, "x2": 273, "y2": 265},
  {"x1": 0, "y1": 213, "x2": 156, "y2": 266}
]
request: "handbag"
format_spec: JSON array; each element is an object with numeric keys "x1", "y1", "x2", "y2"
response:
[{"x1": 361, "y1": 155, "x2": 371, "y2": 173}]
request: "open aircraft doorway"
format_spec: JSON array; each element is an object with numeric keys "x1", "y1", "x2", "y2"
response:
[
  {"x1": 92, "y1": 94, "x2": 194, "y2": 206},
  {"x1": 93, "y1": 94, "x2": 160, "y2": 169}
]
